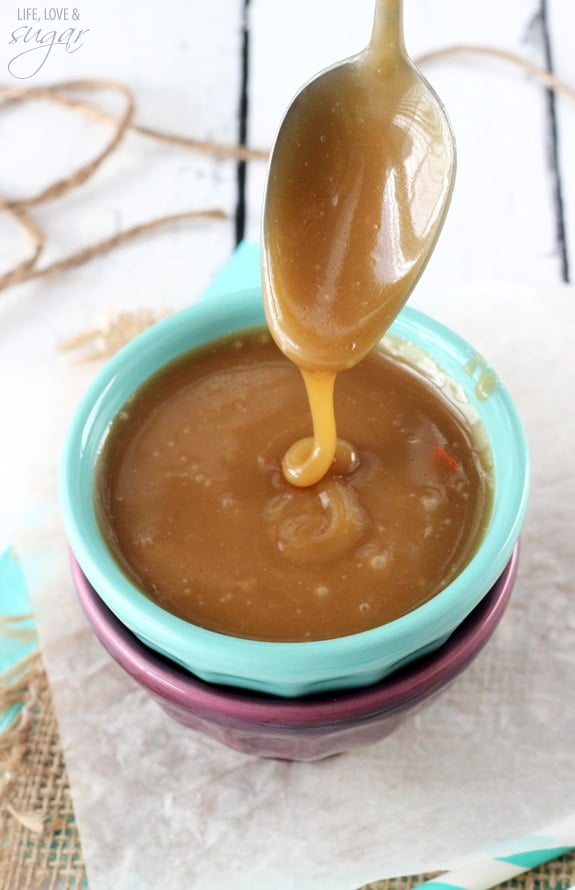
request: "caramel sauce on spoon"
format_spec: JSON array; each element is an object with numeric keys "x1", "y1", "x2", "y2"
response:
[{"x1": 262, "y1": 0, "x2": 456, "y2": 487}]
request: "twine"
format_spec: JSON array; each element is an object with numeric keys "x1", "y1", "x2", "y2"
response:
[
  {"x1": 417, "y1": 43, "x2": 575, "y2": 103},
  {"x1": 0, "y1": 79, "x2": 266, "y2": 295},
  {"x1": 1, "y1": 45, "x2": 574, "y2": 305}
]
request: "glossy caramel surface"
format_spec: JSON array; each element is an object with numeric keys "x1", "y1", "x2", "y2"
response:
[{"x1": 96, "y1": 329, "x2": 491, "y2": 642}]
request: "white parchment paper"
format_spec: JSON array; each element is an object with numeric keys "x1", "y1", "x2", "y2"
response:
[{"x1": 2, "y1": 278, "x2": 574, "y2": 890}]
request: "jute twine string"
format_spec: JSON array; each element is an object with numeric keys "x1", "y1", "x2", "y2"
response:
[
  {"x1": 417, "y1": 42, "x2": 575, "y2": 102},
  {"x1": 0, "y1": 78, "x2": 265, "y2": 295},
  {"x1": 0, "y1": 80, "x2": 135, "y2": 210},
  {"x1": 0, "y1": 44, "x2": 574, "y2": 305},
  {"x1": 1, "y1": 43, "x2": 575, "y2": 887}
]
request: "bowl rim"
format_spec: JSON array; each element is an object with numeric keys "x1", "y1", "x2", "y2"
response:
[
  {"x1": 71, "y1": 543, "x2": 519, "y2": 726},
  {"x1": 59, "y1": 286, "x2": 530, "y2": 696}
]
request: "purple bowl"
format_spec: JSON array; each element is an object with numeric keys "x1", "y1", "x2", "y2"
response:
[{"x1": 70, "y1": 544, "x2": 519, "y2": 761}]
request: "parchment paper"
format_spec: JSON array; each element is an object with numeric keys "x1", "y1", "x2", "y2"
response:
[{"x1": 2, "y1": 260, "x2": 574, "y2": 889}]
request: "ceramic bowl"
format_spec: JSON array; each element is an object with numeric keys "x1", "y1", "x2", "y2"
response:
[
  {"x1": 59, "y1": 286, "x2": 530, "y2": 697},
  {"x1": 70, "y1": 544, "x2": 519, "y2": 761}
]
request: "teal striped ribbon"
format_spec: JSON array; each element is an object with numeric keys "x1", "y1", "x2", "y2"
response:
[
  {"x1": 413, "y1": 842, "x2": 574, "y2": 890},
  {"x1": 500, "y1": 845, "x2": 573, "y2": 869}
]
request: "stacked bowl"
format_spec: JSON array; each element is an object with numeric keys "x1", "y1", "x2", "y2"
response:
[{"x1": 59, "y1": 287, "x2": 529, "y2": 761}]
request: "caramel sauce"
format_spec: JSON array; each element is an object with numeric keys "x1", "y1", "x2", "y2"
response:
[{"x1": 96, "y1": 330, "x2": 491, "y2": 642}]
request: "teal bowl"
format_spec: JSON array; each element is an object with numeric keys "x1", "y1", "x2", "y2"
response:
[{"x1": 59, "y1": 287, "x2": 530, "y2": 697}]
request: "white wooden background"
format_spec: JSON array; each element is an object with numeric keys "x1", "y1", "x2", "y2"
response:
[{"x1": 0, "y1": 0, "x2": 574, "y2": 348}]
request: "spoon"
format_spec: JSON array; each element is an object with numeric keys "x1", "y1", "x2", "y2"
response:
[{"x1": 262, "y1": 0, "x2": 456, "y2": 487}]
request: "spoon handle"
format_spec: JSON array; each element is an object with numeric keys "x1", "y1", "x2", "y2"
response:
[{"x1": 370, "y1": 0, "x2": 406, "y2": 69}]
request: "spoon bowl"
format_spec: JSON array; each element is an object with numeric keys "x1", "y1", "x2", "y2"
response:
[{"x1": 262, "y1": 0, "x2": 457, "y2": 372}]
